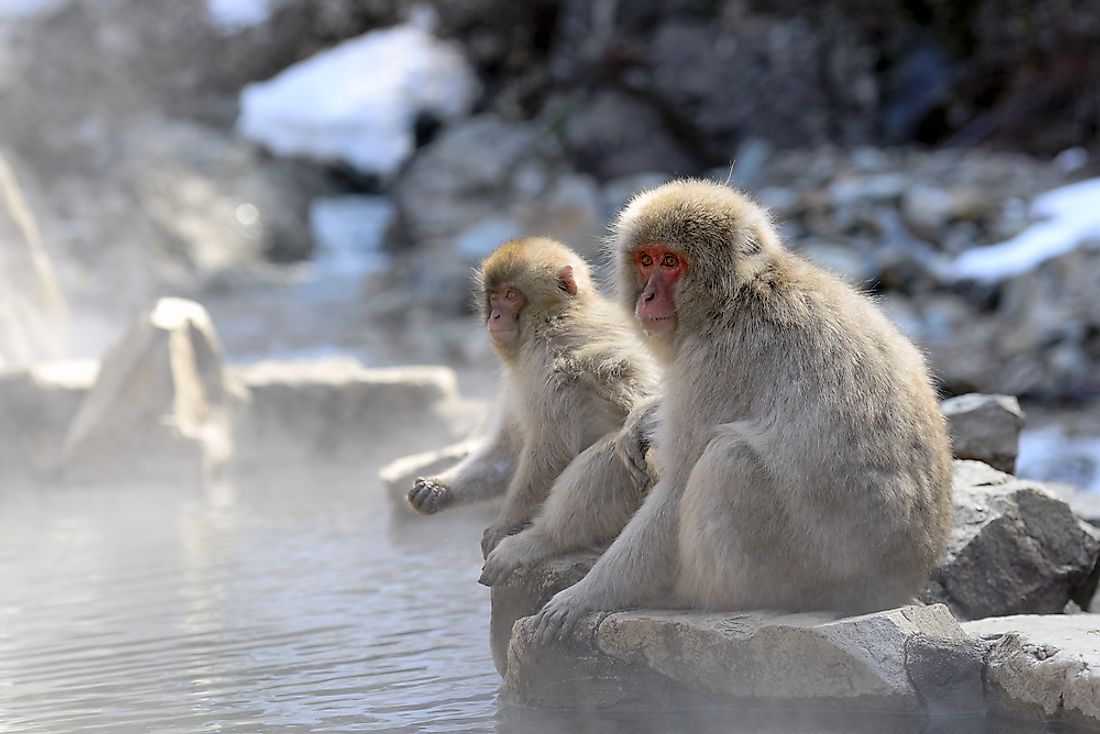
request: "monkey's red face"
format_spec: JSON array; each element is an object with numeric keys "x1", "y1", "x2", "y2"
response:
[
  {"x1": 634, "y1": 244, "x2": 687, "y2": 334},
  {"x1": 487, "y1": 284, "x2": 526, "y2": 345}
]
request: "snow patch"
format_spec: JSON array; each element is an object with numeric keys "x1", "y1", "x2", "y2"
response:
[
  {"x1": 207, "y1": 0, "x2": 271, "y2": 33},
  {"x1": 951, "y1": 177, "x2": 1100, "y2": 282},
  {"x1": 0, "y1": 0, "x2": 64, "y2": 18},
  {"x1": 237, "y1": 21, "x2": 479, "y2": 178},
  {"x1": 308, "y1": 196, "x2": 394, "y2": 278}
]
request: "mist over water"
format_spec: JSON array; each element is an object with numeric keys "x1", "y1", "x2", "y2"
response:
[
  {"x1": 0, "y1": 466, "x2": 497, "y2": 733},
  {"x1": 0, "y1": 463, "x2": 1062, "y2": 734}
]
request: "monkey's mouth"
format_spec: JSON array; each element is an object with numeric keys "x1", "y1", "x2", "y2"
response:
[
  {"x1": 489, "y1": 327, "x2": 520, "y2": 344},
  {"x1": 640, "y1": 315, "x2": 676, "y2": 334}
]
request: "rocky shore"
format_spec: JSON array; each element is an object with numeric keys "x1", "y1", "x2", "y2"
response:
[
  {"x1": 370, "y1": 356, "x2": 1100, "y2": 728},
  {"x1": 491, "y1": 462, "x2": 1100, "y2": 727}
]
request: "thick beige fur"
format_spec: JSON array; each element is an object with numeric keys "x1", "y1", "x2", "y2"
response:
[
  {"x1": 410, "y1": 237, "x2": 659, "y2": 558},
  {"x1": 533, "y1": 180, "x2": 953, "y2": 641}
]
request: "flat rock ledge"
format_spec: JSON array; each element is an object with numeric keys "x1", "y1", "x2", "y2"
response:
[
  {"x1": 500, "y1": 602, "x2": 985, "y2": 715},
  {"x1": 965, "y1": 615, "x2": 1100, "y2": 730},
  {"x1": 494, "y1": 458, "x2": 1100, "y2": 726},
  {"x1": 499, "y1": 562, "x2": 1100, "y2": 729}
]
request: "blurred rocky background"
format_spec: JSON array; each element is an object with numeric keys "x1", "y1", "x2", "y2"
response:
[{"x1": 1, "y1": 0, "x2": 1098, "y2": 490}]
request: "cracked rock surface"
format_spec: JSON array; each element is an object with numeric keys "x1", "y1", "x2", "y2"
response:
[
  {"x1": 964, "y1": 614, "x2": 1100, "y2": 729},
  {"x1": 500, "y1": 601, "x2": 981, "y2": 712}
]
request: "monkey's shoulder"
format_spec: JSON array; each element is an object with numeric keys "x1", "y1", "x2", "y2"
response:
[{"x1": 546, "y1": 346, "x2": 652, "y2": 414}]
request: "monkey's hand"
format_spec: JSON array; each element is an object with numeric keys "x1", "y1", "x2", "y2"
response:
[
  {"x1": 533, "y1": 584, "x2": 596, "y2": 644},
  {"x1": 479, "y1": 532, "x2": 549, "y2": 587},
  {"x1": 408, "y1": 477, "x2": 452, "y2": 514},
  {"x1": 613, "y1": 400, "x2": 658, "y2": 487}
]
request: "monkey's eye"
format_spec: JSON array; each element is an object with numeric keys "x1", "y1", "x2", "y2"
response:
[
  {"x1": 505, "y1": 289, "x2": 518, "y2": 301},
  {"x1": 638, "y1": 253, "x2": 653, "y2": 267},
  {"x1": 662, "y1": 254, "x2": 679, "y2": 268}
]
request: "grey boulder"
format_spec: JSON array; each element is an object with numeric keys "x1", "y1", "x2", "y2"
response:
[
  {"x1": 941, "y1": 393, "x2": 1025, "y2": 474},
  {"x1": 924, "y1": 461, "x2": 1100, "y2": 620}
]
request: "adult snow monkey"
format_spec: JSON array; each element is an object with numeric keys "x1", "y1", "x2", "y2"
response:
[{"x1": 531, "y1": 180, "x2": 953, "y2": 642}]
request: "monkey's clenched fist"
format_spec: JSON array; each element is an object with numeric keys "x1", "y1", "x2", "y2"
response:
[
  {"x1": 612, "y1": 398, "x2": 659, "y2": 488},
  {"x1": 408, "y1": 477, "x2": 452, "y2": 514}
]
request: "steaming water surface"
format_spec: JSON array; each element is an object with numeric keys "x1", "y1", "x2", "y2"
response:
[
  {"x1": 0, "y1": 469, "x2": 1042, "y2": 733},
  {"x1": 0, "y1": 468, "x2": 500, "y2": 733}
]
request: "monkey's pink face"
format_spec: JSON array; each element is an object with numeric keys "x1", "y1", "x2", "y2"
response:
[
  {"x1": 634, "y1": 244, "x2": 687, "y2": 334},
  {"x1": 486, "y1": 284, "x2": 526, "y2": 345}
]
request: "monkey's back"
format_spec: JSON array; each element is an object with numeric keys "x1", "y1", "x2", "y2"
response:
[
  {"x1": 513, "y1": 295, "x2": 660, "y2": 447},
  {"x1": 679, "y1": 251, "x2": 952, "y2": 611}
]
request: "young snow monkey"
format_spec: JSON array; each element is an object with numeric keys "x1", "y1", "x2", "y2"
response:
[
  {"x1": 408, "y1": 237, "x2": 660, "y2": 559},
  {"x1": 531, "y1": 179, "x2": 954, "y2": 642}
]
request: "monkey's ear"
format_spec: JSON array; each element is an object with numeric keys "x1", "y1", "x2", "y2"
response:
[{"x1": 557, "y1": 265, "x2": 578, "y2": 296}]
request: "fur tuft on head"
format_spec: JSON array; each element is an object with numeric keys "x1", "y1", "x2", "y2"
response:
[
  {"x1": 474, "y1": 237, "x2": 594, "y2": 348},
  {"x1": 609, "y1": 179, "x2": 782, "y2": 320}
]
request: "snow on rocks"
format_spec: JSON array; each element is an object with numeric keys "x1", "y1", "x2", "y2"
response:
[
  {"x1": 308, "y1": 195, "x2": 395, "y2": 278},
  {"x1": 237, "y1": 18, "x2": 479, "y2": 178},
  {"x1": 206, "y1": 0, "x2": 271, "y2": 34},
  {"x1": 952, "y1": 177, "x2": 1100, "y2": 282}
]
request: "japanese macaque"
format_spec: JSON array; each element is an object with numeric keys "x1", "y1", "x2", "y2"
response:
[
  {"x1": 408, "y1": 238, "x2": 659, "y2": 557},
  {"x1": 532, "y1": 179, "x2": 953, "y2": 641}
]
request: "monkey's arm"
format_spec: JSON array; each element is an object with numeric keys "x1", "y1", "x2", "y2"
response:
[
  {"x1": 532, "y1": 472, "x2": 683, "y2": 642},
  {"x1": 409, "y1": 403, "x2": 521, "y2": 514},
  {"x1": 479, "y1": 412, "x2": 585, "y2": 557},
  {"x1": 479, "y1": 433, "x2": 651, "y2": 585}
]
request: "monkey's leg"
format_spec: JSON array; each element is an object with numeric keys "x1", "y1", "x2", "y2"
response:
[
  {"x1": 480, "y1": 425, "x2": 587, "y2": 557},
  {"x1": 479, "y1": 435, "x2": 650, "y2": 586},
  {"x1": 532, "y1": 472, "x2": 685, "y2": 643},
  {"x1": 675, "y1": 426, "x2": 774, "y2": 610},
  {"x1": 533, "y1": 425, "x2": 765, "y2": 642}
]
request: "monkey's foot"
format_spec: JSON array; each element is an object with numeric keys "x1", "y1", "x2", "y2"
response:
[
  {"x1": 480, "y1": 521, "x2": 523, "y2": 559},
  {"x1": 409, "y1": 478, "x2": 451, "y2": 514},
  {"x1": 479, "y1": 533, "x2": 547, "y2": 587},
  {"x1": 533, "y1": 585, "x2": 593, "y2": 644}
]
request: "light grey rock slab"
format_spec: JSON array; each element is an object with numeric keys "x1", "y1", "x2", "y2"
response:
[
  {"x1": 965, "y1": 614, "x2": 1100, "y2": 729},
  {"x1": 501, "y1": 599, "x2": 980, "y2": 713},
  {"x1": 0, "y1": 359, "x2": 97, "y2": 479},
  {"x1": 59, "y1": 298, "x2": 231, "y2": 485},
  {"x1": 230, "y1": 358, "x2": 483, "y2": 468}
]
